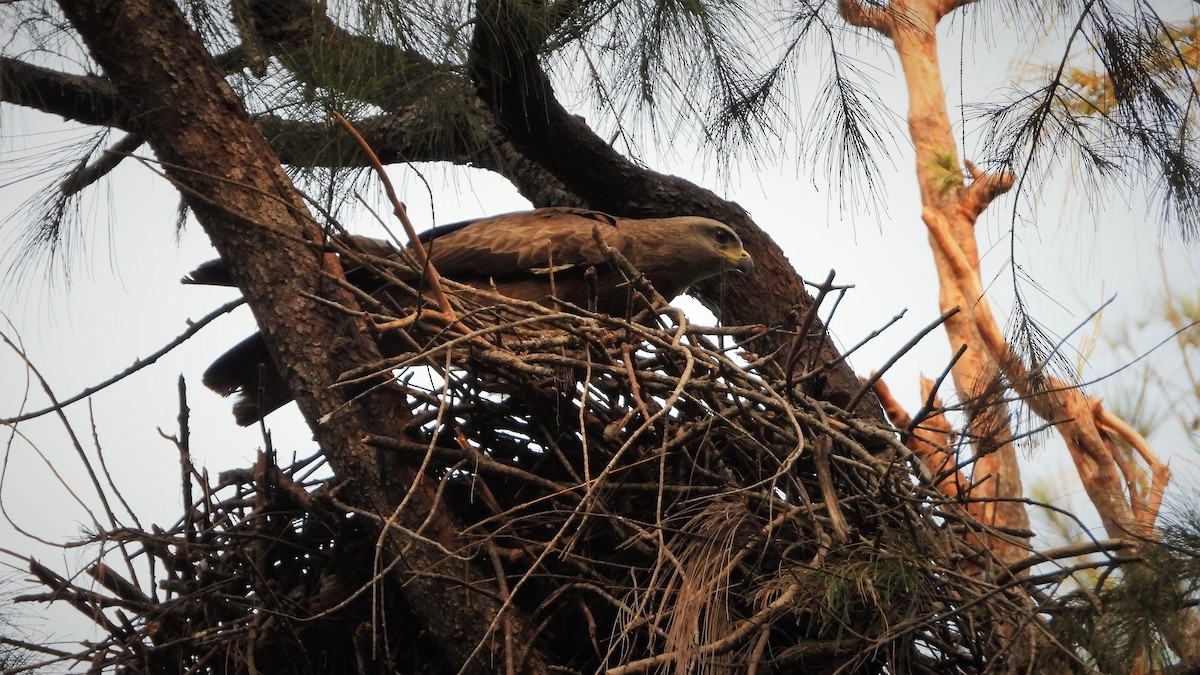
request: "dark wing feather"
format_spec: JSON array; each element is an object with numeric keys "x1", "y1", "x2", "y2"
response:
[
  {"x1": 192, "y1": 207, "x2": 639, "y2": 426},
  {"x1": 182, "y1": 258, "x2": 235, "y2": 286},
  {"x1": 201, "y1": 333, "x2": 293, "y2": 425},
  {"x1": 183, "y1": 208, "x2": 624, "y2": 287},
  {"x1": 424, "y1": 208, "x2": 625, "y2": 279},
  {"x1": 418, "y1": 207, "x2": 614, "y2": 243}
]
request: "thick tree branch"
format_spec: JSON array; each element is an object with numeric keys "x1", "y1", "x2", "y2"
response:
[
  {"x1": 468, "y1": 0, "x2": 674, "y2": 211},
  {"x1": 467, "y1": 0, "x2": 887, "y2": 425},
  {"x1": 0, "y1": 17, "x2": 577, "y2": 208},
  {"x1": 246, "y1": 0, "x2": 447, "y2": 111},
  {"x1": 0, "y1": 56, "x2": 126, "y2": 127},
  {"x1": 0, "y1": 48, "x2": 244, "y2": 127}
]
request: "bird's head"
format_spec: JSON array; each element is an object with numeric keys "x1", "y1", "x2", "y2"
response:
[
  {"x1": 674, "y1": 217, "x2": 755, "y2": 277},
  {"x1": 619, "y1": 215, "x2": 755, "y2": 301}
]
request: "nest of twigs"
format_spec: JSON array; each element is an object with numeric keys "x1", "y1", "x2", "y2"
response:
[{"x1": 11, "y1": 265, "x2": 1063, "y2": 675}]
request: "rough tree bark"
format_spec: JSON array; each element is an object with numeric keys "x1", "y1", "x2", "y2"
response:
[
  {"x1": 53, "y1": 1, "x2": 553, "y2": 672},
  {"x1": 5, "y1": 0, "x2": 910, "y2": 669}
]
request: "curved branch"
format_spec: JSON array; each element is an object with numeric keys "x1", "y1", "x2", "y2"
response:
[
  {"x1": 936, "y1": 0, "x2": 980, "y2": 21},
  {"x1": 467, "y1": 0, "x2": 888, "y2": 425},
  {"x1": 0, "y1": 56, "x2": 127, "y2": 127},
  {"x1": 469, "y1": 0, "x2": 669, "y2": 210},
  {"x1": 959, "y1": 159, "x2": 1016, "y2": 222}
]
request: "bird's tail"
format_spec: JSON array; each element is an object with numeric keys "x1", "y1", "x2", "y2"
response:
[{"x1": 202, "y1": 333, "x2": 293, "y2": 426}]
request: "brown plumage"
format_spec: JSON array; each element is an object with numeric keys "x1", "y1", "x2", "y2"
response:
[{"x1": 189, "y1": 207, "x2": 753, "y2": 425}]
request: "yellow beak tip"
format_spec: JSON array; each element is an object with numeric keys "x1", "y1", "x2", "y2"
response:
[{"x1": 733, "y1": 253, "x2": 754, "y2": 275}]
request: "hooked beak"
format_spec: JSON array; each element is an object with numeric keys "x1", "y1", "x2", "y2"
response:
[{"x1": 729, "y1": 250, "x2": 754, "y2": 275}]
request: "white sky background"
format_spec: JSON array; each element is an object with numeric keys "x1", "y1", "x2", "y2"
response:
[{"x1": 1, "y1": 1, "x2": 1199, "y2": 647}]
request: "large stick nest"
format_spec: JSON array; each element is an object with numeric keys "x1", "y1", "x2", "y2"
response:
[{"x1": 13, "y1": 263, "x2": 1064, "y2": 674}]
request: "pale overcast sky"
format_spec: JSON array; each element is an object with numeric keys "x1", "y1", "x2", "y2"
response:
[{"x1": 2, "y1": 2, "x2": 1198, "y2": 646}]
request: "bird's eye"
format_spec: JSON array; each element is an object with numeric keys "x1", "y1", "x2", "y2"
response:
[{"x1": 713, "y1": 228, "x2": 731, "y2": 245}]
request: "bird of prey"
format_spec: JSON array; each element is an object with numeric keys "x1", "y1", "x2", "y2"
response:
[{"x1": 188, "y1": 207, "x2": 754, "y2": 425}]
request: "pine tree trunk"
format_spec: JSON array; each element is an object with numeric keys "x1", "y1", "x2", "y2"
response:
[{"x1": 54, "y1": 1, "x2": 552, "y2": 671}]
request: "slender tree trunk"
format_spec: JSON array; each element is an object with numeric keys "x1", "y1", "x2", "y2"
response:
[{"x1": 840, "y1": 0, "x2": 1031, "y2": 564}]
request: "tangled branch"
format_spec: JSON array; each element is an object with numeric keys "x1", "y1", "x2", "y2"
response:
[{"x1": 4, "y1": 261, "x2": 1140, "y2": 673}]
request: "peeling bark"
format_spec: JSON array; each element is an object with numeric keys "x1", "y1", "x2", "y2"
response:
[
  {"x1": 842, "y1": 0, "x2": 1173, "y2": 590},
  {"x1": 841, "y1": 0, "x2": 1030, "y2": 565}
]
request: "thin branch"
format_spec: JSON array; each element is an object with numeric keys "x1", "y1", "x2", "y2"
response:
[
  {"x1": 1, "y1": 299, "x2": 244, "y2": 424},
  {"x1": 846, "y1": 307, "x2": 959, "y2": 413},
  {"x1": 331, "y1": 110, "x2": 455, "y2": 318}
]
